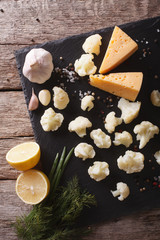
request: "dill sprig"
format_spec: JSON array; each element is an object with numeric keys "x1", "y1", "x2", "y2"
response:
[{"x1": 14, "y1": 147, "x2": 96, "y2": 240}]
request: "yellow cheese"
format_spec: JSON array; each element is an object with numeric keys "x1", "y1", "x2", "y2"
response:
[
  {"x1": 89, "y1": 72, "x2": 143, "y2": 101},
  {"x1": 99, "y1": 26, "x2": 138, "y2": 74}
]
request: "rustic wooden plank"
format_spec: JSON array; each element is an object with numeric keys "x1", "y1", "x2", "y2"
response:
[
  {"x1": 0, "y1": 45, "x2": 27, "y2": 90},
  {"x1": 0, "y1": 180, "x2": 31, "y2": 240},
  {"x1": 0, "y1": 137, "x2": 35, "y2": 180},
  {"x1": 84, "y1": 209, "x2": 160, "y2": 240},
  {"x1": 0, "y1": 0, "x2": 159, "y2": 45},
  {"x1": 0, "y1": 91, "x2": 33, "y2": 138},
  {"x1": 0, "y1": 180, "x2": 160, "y2": 240}
]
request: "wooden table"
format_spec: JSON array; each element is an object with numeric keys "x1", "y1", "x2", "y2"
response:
[{"x1": 0, "y1": 1, "x2": 160, "y2": 239}]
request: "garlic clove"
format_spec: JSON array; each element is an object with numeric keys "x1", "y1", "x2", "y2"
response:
[
  {"x1": 23, "y1": 48, "x2": 54, "y2": 84},
  {"x1": 38, "y1": 89, "x2": 51, "y2": 106},
  {"x1": 28, "y1": 88, "x2": 39, "y2": 111}
]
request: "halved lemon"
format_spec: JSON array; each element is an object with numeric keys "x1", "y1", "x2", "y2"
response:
[
  {"x1": 16, "y1": 169, "x2": 50, "y2": 204},
  {"x1": 6, "y1": 142, "x2": 40, "y2": 171}
]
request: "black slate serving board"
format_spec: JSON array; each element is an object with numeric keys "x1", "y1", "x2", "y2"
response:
[{"x1": 15, "y1": 16, "x2": 160, "y2": 225}]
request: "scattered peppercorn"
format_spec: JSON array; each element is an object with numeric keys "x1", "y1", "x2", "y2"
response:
[
  {"x1": 36, "y1": 18, "x2": 40, "y2": 22},
  {"x1": 134, "y1": 145, "x2": 138, "y2": 151},
  {"x1": 154, "y1": 38, "x2": 158, "y2": 43},
  {"x1": 31, "y1": 39, "x2": 35, "y2": 42},
  {"x1": 153, "y1": 181, "x2": 158, "y2": 186},
  {"x1": 0, "y1": 9, "x2": 4, "y2": 13}
]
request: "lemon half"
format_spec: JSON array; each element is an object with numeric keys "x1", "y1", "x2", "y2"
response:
[
  {"x1": 6, "y1": 142, "x2": 40, "y2": 171},
  {"x1": 16, "y1": 169, "x2": 50, "y2": 204}
]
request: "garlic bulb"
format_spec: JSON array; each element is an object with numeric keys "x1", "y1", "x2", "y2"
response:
[
  {"x1": 23, "y1": 48, "x2": 54, "y2": 84},
  {"x1": 28, "y1": 88, "x2": 39, "y2": 111}
]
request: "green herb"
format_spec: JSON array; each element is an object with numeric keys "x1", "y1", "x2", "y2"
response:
[{"x1": 14, "y1": 147, "x2": 96, "y2": 240}]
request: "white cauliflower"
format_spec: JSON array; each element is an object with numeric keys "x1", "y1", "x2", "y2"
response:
[
  {"x1": 74, "y1": 143, "x2": 95, "y2": 160},
  {"x1": 117, "y1": 150, "x2": 144, "y2": 174},
  {"x1": 74, "y1": 54, "x2": 97, "y2": 77},
  {"x1": 82, "y1": 34, "x2": 102, "y2": 55},
  {"x1": 40, "y1": 107, "x2": 64, "y2": 132},
  {"x1": 133, "y1": 121, "x2": 159, "y2": 149},
  {"x1": 111, "y1": 182, "x2": 130, "y2": 201},
  {"x1": 113, "y1": 131, "x2": 133, "y2": 148},
  {"x1": 53, "y1": 86, "x2": 69, "y2": 110},
  {"x1": 81, "y1": 95, "x2": 95, "y2": 111},
  {"x1": 90, "y1": 129, "x2": 111, "y2": 149},
  {"x1": 104, "y1": 111, "x2": 122, "y2": 133},
  {"x1": 150, "y1": 90, "x2": 160, "y2": 107},
  {"x1": 88, "y1": 161, "x2": 110, "y2": 181},
  {"x1": 68, "y1": 116, "x2": 92, "y2": 137},
  {"x1": 118, "y1": 98, "x2": 141, "y2": 124},
  {"x1": 154, "y1": 150, "x2": 160, "y2": 165}
]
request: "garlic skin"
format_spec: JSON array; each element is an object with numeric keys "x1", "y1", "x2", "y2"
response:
[
  {"x1": 28, "y1": 88, "x2": 39, "y2": 111},
  {"x1": 23, "y1": 48, "x2": 54, "y2": 84}
]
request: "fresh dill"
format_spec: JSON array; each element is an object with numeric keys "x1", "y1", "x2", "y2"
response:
[{"x1": 14, "y1": 147, "x2": 96, "y2": 240}]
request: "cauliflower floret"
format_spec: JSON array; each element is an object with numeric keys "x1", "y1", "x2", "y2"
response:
[
  {"x1": 154, "y1": 150, "x2": 160, "y2": 165},
  {"x1": 40, "y1": 107, "x2": 64, "y2": 131},
  {"x1": 81, "y1": 95, "x2": 95, "y2": 111},
  {"x1": 104, "y1": 111, "x2": 122, "y2": 133},
  {"x1": 111, "y1": 182, "x2": 130, "y2": 201},
  {"x1": 74, "y1": 54, "x2": 97, "y2": 77},
  {"x1": 53, "y1": 86, "x2": 69, "y2": 110},
  {"x1": 82, "y1": 34, "x2": 102, "y2": 55},
  {"x1": 90, "y1": 129, "x2": 111, "y2": 149},
  {"x1": 113, "y1": 131, "x2": 133, "y2": 148},
  {"x1": 118, "y1": 98, "x2": 141, "y2": 124},
  {"x1": 74, "y1": 143, "x2": 95, "y2": 160},
  {"x1": 68, "y1": 116, "x2": 92, "y2": 137},
  {"x1": 88, "y1": 161, "x2": 110, "y2": 181},
  {"x1": 117, "y1": 150, "x2": 144, "y2": 174},
  {"x1": 133, "y1": 121, "x2": 159, "y2": 149},
  {"x1": 150, "y1": 90, "x2": 160, "y2": 107}
]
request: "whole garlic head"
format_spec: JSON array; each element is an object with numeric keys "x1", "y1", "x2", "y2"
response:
[{"x1": 23, "y1": 48, "x2": 54, "y2": 84}]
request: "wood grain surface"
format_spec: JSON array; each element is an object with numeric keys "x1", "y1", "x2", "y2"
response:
[{"x1": 0, "y1": 0, "x2": 160, "y2": 239}]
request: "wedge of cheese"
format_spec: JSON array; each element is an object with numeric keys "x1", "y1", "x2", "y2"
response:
[
  {"x1": 99, "y1": 26, "x2": 138, "y2": 74},
  {"x1": 89, "y1": 72, "x2": 143, "y2": 101}
]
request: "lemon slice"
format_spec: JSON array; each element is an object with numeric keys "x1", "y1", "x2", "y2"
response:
[
  {"x1": 16, "y1": 169, "x2": 50, "y2": 204},
  {"x1": 6, "y1": 142, "x2": 40, "y2": 171}
]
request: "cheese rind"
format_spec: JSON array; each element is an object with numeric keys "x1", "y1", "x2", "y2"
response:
[
  {"x1": 99, "y1": 26, "x2": 138, "y2": 74},
  {"x1": 89, "y1": 72, "x2": 143, "y2": 101}
]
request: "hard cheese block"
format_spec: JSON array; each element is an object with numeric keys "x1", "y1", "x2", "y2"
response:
[
  {"x1": 99, "y1": 26, "x2": 138, "y2": 74},
  {"x1": 90, "y1": 72, "x2": 143, "y2": 101}
]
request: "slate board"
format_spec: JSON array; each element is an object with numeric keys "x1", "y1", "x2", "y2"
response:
[{"x1": 15, "y1": 16, "x2": 160, "y2": 226}]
